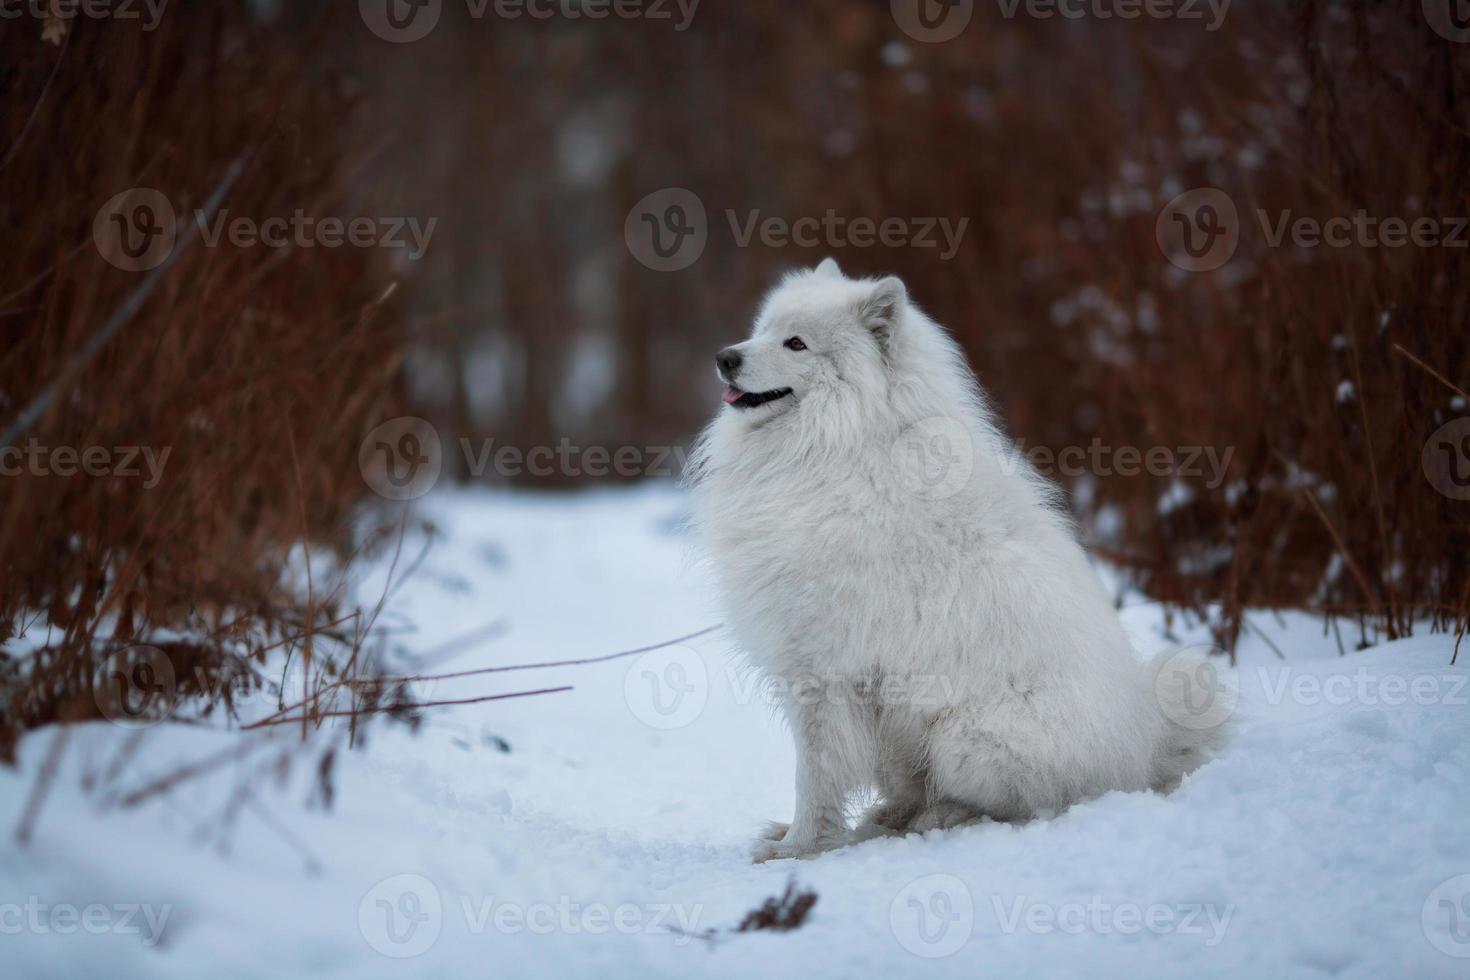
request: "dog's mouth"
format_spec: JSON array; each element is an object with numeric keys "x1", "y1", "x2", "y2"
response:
[{"x1": 722, "y1": 384, "x2": 794, "y2": 410}]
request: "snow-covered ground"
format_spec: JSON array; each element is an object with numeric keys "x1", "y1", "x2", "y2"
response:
[{"x1": 2, "y1": 484, "x2": 1467, "y2": 979}]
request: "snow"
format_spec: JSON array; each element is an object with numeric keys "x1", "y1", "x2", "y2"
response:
[
  {"x1": 1157, "y1": 478, "x2": 1196, "y2": 515},
  {"x1": 2, "y1": 484, "x2": 1467, "y2": 979}
]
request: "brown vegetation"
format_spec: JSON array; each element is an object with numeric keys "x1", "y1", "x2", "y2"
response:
[{"x1": 0, "y1": 5, "x2": 411, "y2": 759}]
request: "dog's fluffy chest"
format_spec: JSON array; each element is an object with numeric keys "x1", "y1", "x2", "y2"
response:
[{"x1": 702, "y1": 464, "x2": 950, "y2": 675}]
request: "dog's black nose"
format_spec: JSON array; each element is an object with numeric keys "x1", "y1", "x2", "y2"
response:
[{"x1": 716, "y1": 347, "x2": 742, "y2": 378}]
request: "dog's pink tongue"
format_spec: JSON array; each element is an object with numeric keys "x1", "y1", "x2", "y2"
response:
[{"x1": 721, "y1": 385, "x2": 744, "y2": 405}]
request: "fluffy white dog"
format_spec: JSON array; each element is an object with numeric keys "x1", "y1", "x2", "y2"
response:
[{"x1": 688, "y1": 259, "x2": 1223, "y2": 862}]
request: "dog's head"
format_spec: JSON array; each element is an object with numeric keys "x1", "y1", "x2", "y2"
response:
[{"x1": 713, "y1": 258, "x2": 907, "y2": 421}]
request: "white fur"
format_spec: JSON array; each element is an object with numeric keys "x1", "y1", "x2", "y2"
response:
[{"x1": 687, "y1": 259, "x2": 1223, "y2": 862}]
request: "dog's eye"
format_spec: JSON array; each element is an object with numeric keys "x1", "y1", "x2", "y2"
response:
[{"x1": 784, "y1": 337, "x2": 807, "y2": 351}]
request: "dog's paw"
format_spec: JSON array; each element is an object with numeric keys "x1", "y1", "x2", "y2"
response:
[
  {"x1": 851, "y1": 799, "x2": 919, "y2": 842},
  {"x1": 756, "y1": 820, "x2": 790, "y2": 842},
  {"x1": 908, "y1": 799, "x2": 984, "y2": 833},
  {"x1": 858, "y1": 798, "x2": 921, "y2": 833},
  {"x1": 750, "y1": 837, "x2": 818, "y2": 863},
  {"x1": 748, "y1": 829, "x2": 846, "y2": 863},
  {"x1": 749, "y1": 837, "x2": 796, "y2": 863}
]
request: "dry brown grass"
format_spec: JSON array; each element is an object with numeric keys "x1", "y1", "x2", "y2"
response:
[{"x1": 0, "y1": 5, "x2": 413, "y2": 759}]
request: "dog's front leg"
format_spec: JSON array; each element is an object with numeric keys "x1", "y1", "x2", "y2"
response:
[{"x1": 751, "y1": 695, "x2": 857, "y2": 862}]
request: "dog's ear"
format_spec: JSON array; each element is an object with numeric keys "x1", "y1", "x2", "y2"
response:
[
  {"x1": 814, "y1": 257, "x2": 843, "y2": 279},
  {"x1": 858, "y1": 276, "x2": 907, "y2": 352}
]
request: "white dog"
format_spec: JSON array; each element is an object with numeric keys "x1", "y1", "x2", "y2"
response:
[{"x1": 688, "y1": 259, "x2": 1223, "y2": 862}]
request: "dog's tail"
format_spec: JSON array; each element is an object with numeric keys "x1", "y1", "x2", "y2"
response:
[{"x1": 1147, "y1": 648, "x2": 1232, "y2": 791}]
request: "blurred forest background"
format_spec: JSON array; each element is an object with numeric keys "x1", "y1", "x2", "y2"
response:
[{"x1": 1, "y1": 0, "x2": 1467, "y2": 748}]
